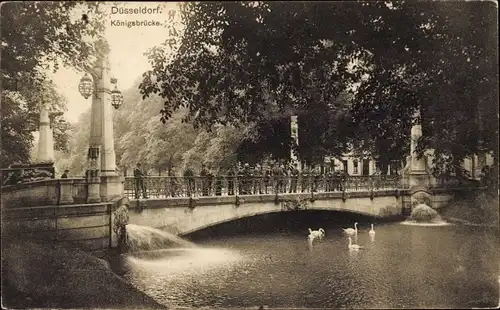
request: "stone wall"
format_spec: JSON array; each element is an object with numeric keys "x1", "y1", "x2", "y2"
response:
[{"x1": 2, "y1": 203, "x2": 116, "y2": 254}]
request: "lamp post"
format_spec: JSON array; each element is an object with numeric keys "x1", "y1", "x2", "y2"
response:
[{"x1": 78, "y1": 38, "x2": 124, "y2": 203}]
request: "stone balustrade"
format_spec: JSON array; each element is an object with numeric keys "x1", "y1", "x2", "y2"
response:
[{"x1": 1, "y1": 178, "x2": 88, "y2": 208}]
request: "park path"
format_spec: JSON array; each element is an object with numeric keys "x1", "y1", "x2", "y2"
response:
[{"x1": 1, "y1": 238, "x2": 165, "y2": 309}]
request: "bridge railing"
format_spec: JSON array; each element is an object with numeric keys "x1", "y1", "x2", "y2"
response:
[
  {"x1": 1, "y1": 178, "x2": 88, "y2": 208},
  {"x1": 124, "y1": 175, "x2": 403, "y2": 199}
]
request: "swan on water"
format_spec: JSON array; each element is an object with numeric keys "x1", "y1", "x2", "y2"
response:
[
  {"x1": 369, "y1": 223, "x2": 376, "y2": 236},
  {"x1": 348, "y1": 237, "x2": 363, "y2": 251},
  {"x1": 308, "y1": 228, "x2": 325, "y2": 240},
  {"x1": 308, "y1": 228, "x2": 325, "y2": 246},
  {"x1": 343, "y1": 222, "x2": 358, "y2": 236}
]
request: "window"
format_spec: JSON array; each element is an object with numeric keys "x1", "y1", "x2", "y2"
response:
[
  {"x1": 342, "y1": 160, "x2": 348, "y2": 173},
  {"x1": 353, "y1": 160, "x2": 358, "y2": 174}
]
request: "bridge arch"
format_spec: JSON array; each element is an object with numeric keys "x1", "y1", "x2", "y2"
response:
[
  {"x1": 179, "y1": 208, "x2": 384, "y2": 236},
  {"x1": 128, "y1": 194, "x2": 400, "y2": 236}
]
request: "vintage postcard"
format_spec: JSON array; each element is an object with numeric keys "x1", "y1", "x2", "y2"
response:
[{"x1": 1, "y1": 1, "x2": 498, "y2": 309}]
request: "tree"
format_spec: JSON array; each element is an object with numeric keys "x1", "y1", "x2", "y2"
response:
[
  {"x1": 140, "y1": 1, "x2": 498, "y2": 176},
  {"x1": 0, "y1": 1, "x2": 105, "y2": 167},
  {"x1": 58, "y1": 110, "x2": 91, "y2": 176},
  {"x1": 1, "y1": 80, "x2": 71, "y2": 165}
]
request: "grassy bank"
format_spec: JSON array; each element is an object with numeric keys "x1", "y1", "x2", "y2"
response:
[
  {"x1": 440, "y1": 191, "x2": 499, "y2": 227},
  {"x1": 1, "y1": 238, "x2": 165, "y2": 309}
]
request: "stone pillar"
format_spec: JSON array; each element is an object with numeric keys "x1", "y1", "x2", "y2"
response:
[
  {"x1": 406, "y1": 109, "x2": 434, "y2": 188},
  {"x1": 37, "y1": 106, "x2": 55, "y2": 163},
  {"x1": 290, "y1": 115, "x2": 300, "y2": 170},
  {"x1": 86, "y1": 39, "x2": 123, "y2": 202},
  {"x1": 476, "y1": 152, "x2": 487, "y2": 178}
]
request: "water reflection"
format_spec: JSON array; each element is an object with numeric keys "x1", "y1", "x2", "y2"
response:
[
  {"x1": 401, "y1": 219, "x2": 453, "y2": 227},
  {"x1": 112, "y1": 223, "x2": 499, "y2": 309},
  {"x1": 125, "y1": 248, "x2": 243, "y2": 277}
]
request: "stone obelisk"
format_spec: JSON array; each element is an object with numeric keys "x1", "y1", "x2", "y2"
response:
[{"x1": 37, "y1": 105, "x2": 55, "y2": 163}]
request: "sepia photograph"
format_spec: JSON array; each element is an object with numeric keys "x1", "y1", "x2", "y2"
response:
[{"x1": 1, "y1": 1, "x2": 499, "y2": 309}]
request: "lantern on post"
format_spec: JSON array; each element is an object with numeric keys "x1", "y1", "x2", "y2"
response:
[
  {"x1": 78, "y1": 73, "x2": 94, "y2": 99},
  {"x1": 111, "y1": 84, "x2": 124, "y2": 109}
]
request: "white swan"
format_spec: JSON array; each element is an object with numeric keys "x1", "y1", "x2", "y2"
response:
[
  {"x1": 343, "y1": 222, "x2": 358, "y2": 236},
  {"x1": 348, "y1": 237, "x2": 363, "y2": 250},
  {"x1": 369, "y1": 223, "x2": 375, "y2": 236},
  {"x1": 308, "y1": 228, "x2": 325, "y2": 240}
]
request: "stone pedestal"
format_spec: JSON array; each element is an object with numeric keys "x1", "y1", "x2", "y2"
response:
[
  {"x1": 59, "y1": 178, "x2": 74, "y2": 204},
  {"x1": 87, "y1": 174, "x2": 102, "y2": 203},
  {"x1": 100, "y1": 174, "x2": 124, "y2": 202}
]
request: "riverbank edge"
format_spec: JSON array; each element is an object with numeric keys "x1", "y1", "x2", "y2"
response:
[
  {"x1": 438, "y1": 191, "x2": 499, "y2": 228},
  {"x1": 442, "y1": 215, "x2": 499, "y2": 229},
  {"x1": 1, "y1": 238, "x2": 166, "y2": 309}
]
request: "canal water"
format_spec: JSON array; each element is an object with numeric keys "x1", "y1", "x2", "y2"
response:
[{"x1": 111, "y1": 211, "x2": 499, "y2": 309}]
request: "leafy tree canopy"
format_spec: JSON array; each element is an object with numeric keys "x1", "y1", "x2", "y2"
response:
[
  {"x1": 140, "y1": 1, "x2": 498, "y2": 174},
  {"x1": 0, "y1": 1, "x2": 105, "y2": 167}
]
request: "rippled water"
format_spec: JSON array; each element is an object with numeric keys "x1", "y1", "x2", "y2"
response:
[{"x1": 112, "y1": 221, "x2": 499, "y2": 309}]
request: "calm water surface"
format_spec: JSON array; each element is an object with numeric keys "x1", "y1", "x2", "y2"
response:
[{"x1": 112, "y1": 221, "x2": 499, "y2": 309}]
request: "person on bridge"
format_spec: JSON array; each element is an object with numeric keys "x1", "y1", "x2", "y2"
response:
[
  {"x1": 279, "y1": 163, "x2": 288, "y2": 193},
  {"x1": 312, "y1": 166, "x2": 322, "y2": 192},
  {"x1": 183, "y1": 166, "x2": 195, "y2": 197},
  {"x1": 134, "y1": 163, "x2": 148, "y2": 199},
  {"x1": 289, "y1": 163, "x2": 299, "y2": 193},
  {"x1": 214, "y1": 168, "x2": 222, "y2": 196},
  {"x1": 207, "y1": 166, "x2": 215, "y2": 196},
  {"x1": 271, "y1": 163, "x2": 280, "y2": 194},
  {"x1": 200, "y1": 164, "x2": 209, "y2": 196},
  {"x1": 227, "y1": 165, "x2": 236, "y2": 195},
  {"x1": 337, "y1": 169, "x2": 348, "y2": 191},
  {"x1": 325, "y1": 169, "x2": 333, "y2": 192},
  {"x1": 61, "y1": 169, "x2": 69, "y2": 178},
  {"x1": 263, "y1": 165, "x2": 272, "y2": 194},
  {"x1": 237, "y1": 163, "x2": 245, "y2": 194},
  {"x1": 253, "y1": 164, "x2": 264, "y2": 194},
  {"x1": 242, "y1": 163, "x2": 253, "y2": 195},
  {"x1": 168, "y1": 168, "x2": 178, "y2": 197},
  {"x1": 301, "y1": 167, "x2": 311, "y2": 193}
]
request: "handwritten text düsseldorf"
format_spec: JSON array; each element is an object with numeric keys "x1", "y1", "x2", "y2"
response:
[{"x1": 111, "y1": 6, "x2": 162, "y2": 15}]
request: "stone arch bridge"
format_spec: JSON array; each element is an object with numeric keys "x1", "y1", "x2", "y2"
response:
[{"x1": 127, "y1": 190, "x2": 452, "y2": 236}]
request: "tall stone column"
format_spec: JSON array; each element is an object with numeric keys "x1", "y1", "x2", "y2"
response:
[
  {"x1": 409, "y1": 110, "x2": 427, "y2": 175},
  {"x1": 37, "y1": 106, "x2": 55, "y2": 163},
  {"x1": 86, "y1": 39, "x2": 123, "y2": 203},
  {"x1": 290, "y1": 115, "x2": 300, "y2": 170},
  {"x1": 404, "y1": 109, "x2": 435, "y2": 190}
]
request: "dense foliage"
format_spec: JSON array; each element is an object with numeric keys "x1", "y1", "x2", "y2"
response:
[
  {"x1": 1, "y1": 1, "x2": 104, "y2": 167},
  {"x1": 139, "y1": 1, "x2": 498, "y2": 174}
]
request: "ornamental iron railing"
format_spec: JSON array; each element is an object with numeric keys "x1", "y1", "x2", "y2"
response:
[{"x1": 124, "y1": 175, "x2": 403, "y2": 199}]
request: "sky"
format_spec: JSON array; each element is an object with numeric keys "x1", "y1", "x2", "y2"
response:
[{"x1": 48, "y1": 2, "x2": 182, "y2": 123}]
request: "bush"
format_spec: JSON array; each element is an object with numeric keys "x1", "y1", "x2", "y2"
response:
[{"x1": 411, "y1": 203, "x2": 439, "y2": 222}]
